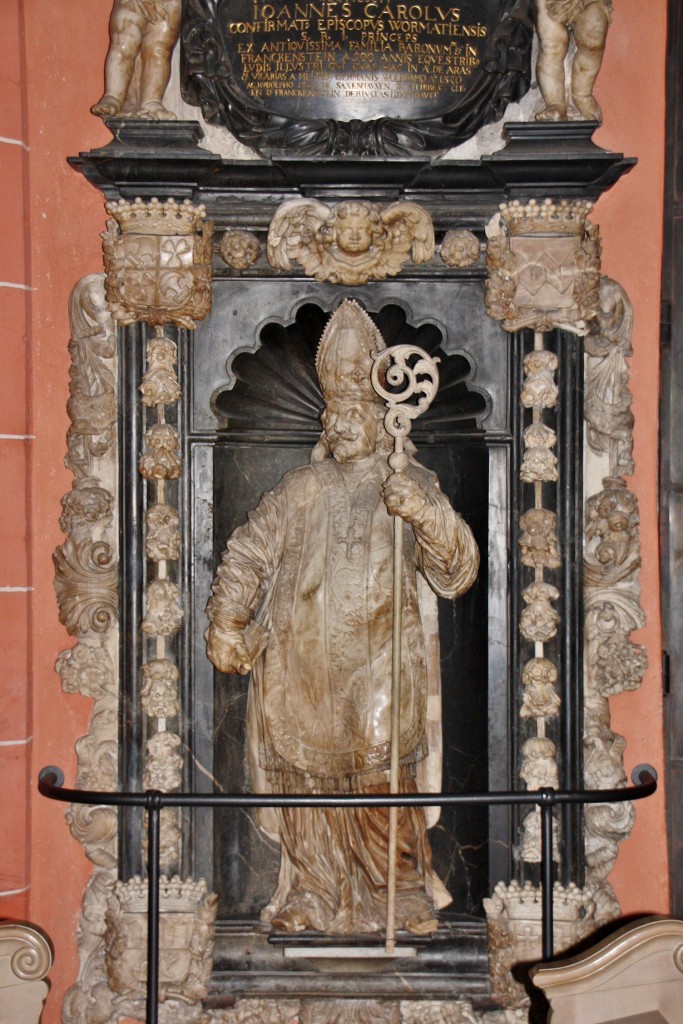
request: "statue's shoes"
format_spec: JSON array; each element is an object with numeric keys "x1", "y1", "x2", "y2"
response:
[
  {"x1": 405, "y1": 912, "x2": 439, "y2": 936},
  {"x1": 271, "y1": 905, "x2": 312, "y2": 933}
]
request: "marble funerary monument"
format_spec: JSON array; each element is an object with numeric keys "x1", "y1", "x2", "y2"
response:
[{"x1": 54, "y1": 1, "x2": 647, "y2": 1022}]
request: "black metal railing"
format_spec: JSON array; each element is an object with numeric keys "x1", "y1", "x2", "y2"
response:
[{"x1": 39, "y1": 764, "x2": 657, "y2": 1024}]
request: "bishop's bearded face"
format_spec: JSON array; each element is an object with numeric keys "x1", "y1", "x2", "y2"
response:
[{"x1": 322, "y1": 397, "x2": 378, "y2": 463}]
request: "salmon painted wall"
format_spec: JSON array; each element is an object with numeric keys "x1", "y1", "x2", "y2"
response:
[
  {"x1": 1, "y1": 0, "x2": 111, "y2": 1019},
  {"x1": 0, "y1": 0, "x2": 31, "y2": 924},
  {"x1": 0, "y1": 1, "x2": 668, "y2": 1022}
]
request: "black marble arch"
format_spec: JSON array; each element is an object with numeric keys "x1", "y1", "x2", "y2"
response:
[{"x1": 181, "y1": 0, "x2": 534, "y2": 155}]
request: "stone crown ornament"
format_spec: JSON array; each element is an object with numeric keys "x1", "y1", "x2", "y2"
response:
[
  {"x1": 110, "y1": 875, "x2": 211, "y2": 914},
  {"x1": 105, "y1": 197, "x2": 206, "y2": 235},
  {"x1": 500, "y1": 199, "x2": 593, "y2": 236},
  {"x1": 316, "y1": 300, "x2": 386, "y2": 405}
]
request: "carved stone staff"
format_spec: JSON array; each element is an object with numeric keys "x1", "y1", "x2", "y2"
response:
[{"x1": 371, "y1": 344, "x2": 440, "y2": 955}]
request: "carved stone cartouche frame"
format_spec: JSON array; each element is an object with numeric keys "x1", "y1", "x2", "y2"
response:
[{"x1": 180, "y1": 0, "x2": 534, "y2": 157}]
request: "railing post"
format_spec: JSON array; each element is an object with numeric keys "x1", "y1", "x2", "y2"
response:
[
  {"x1": 540, "y1": 789, "x2": 555, "y2": 961},
  {"x1": 146, "y1": 791, "x2": 162, "y2": 1024}
]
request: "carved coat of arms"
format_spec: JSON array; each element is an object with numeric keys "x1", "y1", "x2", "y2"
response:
[
  {"x1": 485, "y1": 199, "x2": 601, "y2": 334},
  {"x1": 102, "y1": 197, "x2": 213, "y2": 329},
  {"x1": 105, "y1": 876, "x2": 217, "y2": 1005}
]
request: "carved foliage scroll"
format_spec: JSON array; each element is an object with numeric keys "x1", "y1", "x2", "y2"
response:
[
  {"x1": 55, "y1": 275, "x2": 121, "y2": 1024},
  {"x1": 582, "y1": 277, "x2": 646, "y2": 924}
]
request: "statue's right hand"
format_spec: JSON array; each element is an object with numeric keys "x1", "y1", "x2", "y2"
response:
[{"x1": 205, "y1": 627, "x2": 253, "y2": 675}]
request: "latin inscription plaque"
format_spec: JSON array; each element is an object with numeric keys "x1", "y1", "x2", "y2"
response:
[
  {"x1": 228, "y1": 2, "x2": 491, "y2": 120},
  {"x1": 182, "y1": 0, "x2": 533, "y2": 156}
]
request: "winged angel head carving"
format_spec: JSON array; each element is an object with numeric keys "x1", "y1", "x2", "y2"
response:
[{"x1": 267, "y1": 199, "x2": 435, "y2": 286}]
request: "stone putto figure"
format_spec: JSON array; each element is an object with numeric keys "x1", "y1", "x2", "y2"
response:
[
  {"x1": 206, "y1": 300, "x2": 478, "y2": 936},
  {"x1": 534, "y1": 0, "x2": 612, "y2": 122},
  {"x1": 92, "y1": 0, "x2": 181, "y2": 121}
]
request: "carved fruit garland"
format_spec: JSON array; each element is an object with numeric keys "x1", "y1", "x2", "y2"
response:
[
  {"x1": 138, "y1": 324, "x2": 184, "y2": 871},
  {"x1": 517, "y1": 340, "x2": 562, "y2": 864}
]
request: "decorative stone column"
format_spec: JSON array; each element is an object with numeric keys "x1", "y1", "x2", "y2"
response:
[
  {"x1": 57, "y1": 199, "x2": 217, "y2": 1024},
  {"x1": 483, "y1": 198, "x2": 603, "y2": 1006},
  {"x1": 102, "y1": 195, "x2": 213, "y2": 873}
]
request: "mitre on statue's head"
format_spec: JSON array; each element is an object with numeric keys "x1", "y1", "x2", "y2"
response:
[{"x1": 316, "y1": 299, "x2": 385, "y2": 404}]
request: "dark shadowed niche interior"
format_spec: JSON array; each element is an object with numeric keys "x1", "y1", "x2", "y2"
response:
[{"x1": 209, "y1": 301, "x2": 498, "y2": 922}]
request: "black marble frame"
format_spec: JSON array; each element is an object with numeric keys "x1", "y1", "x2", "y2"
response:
[
  {"x1": 70, "y1": 118, "x2": 634, "y2": 1001},
  {"x1": 662, "y1": 0, "x2": 683, "y2": 919}
]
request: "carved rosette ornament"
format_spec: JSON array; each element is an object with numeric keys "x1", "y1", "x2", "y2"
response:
[
  {"x1": 440, "y1": 229, "x2": 481, "y2": 269},
  {"x1": 485, "y1": 199, "x2": 600, "y2": 334},
  {"x1": 219, "y1": 229, "x2": 262, "y2": 270},
  {"x1": 267, "y1": 199, "x2": 435, "y2": 285},
  {"x1": 104, "y1": 876, "x2": 217, "y2": 1020}
]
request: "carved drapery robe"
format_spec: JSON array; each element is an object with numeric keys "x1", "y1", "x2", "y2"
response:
[{"x1": 208, "y1": 451, "x2": 478, "y2": 932}]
